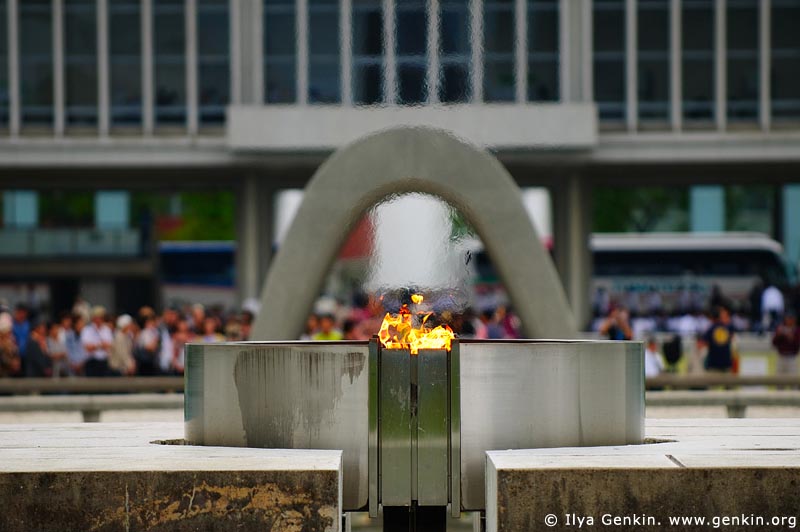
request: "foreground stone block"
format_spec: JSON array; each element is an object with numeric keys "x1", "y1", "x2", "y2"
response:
[
  {"x1": 486, "y1": 419, "x2": 800, "y2": 532},
  {"x1": 0, "y1": 423, "x2": 342, "y2": 532}
]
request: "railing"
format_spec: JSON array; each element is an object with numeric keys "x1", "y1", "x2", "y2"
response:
[
  {"x1": 0, "y1": 377, "x2": 183, "y2": 394},
  {"x1": 0, "y1": 228, "x2": 143, "y2": 257},
  {"x1": 646, "y1": 374, "x2": 800, "y2": 389},
  {"x1": 647, "y1": 390, "x2": 800, "y2": 418}
]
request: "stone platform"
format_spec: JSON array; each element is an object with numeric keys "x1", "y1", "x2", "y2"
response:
[
  {"x1": 0, "y1": 422, "x2": 342, "y2": 532},
  {"x1": 2, "y1": 420, "x2": 799, "y2": 532},
  {"x1": 487, "y1": 419, "x2": 800, "y2": 532}
]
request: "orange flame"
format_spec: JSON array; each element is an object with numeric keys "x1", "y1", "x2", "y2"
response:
[{"x1": 378, "y1": 295, "x2": 455, "y2": 354}]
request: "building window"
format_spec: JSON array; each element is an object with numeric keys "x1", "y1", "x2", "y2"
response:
[
  {"x1": 154, "y1": 0, "x2": 186, "y2": 125},
  {"x1": 727, "y1": 0, "x2": 758, "y2": 121},
  {"x1": 20, "y1": 0, "x2": 53, "y2": 126},
  {"x1": 483, "y1": 0, "x2": 514, "y2": 102},
  {"x1": 109, "y1": 1, "x2": 141, "y2": 126},
  {"x1": 308, "y1": 0, "x2": 340, "y2": 103},
  {"x1": 527, "y1": 0, "x2": 558, "y2": 102},
  {"x1": 439, "y1": 0, "x2": 470, "y2": 103},
  {"x1": 638, "y1": 0, "x2": 669, "y2": 122},
  {"x1": 352, "y1": 0, "x2": 383, "y2": 105},
  {"x1": 682, "y1": 0, "x2": 714, "y2": 122},
  {"x1": 396, "y1": 0, "x2": 427, "y2": 104},
  {"x1": 0, "y1": 1, "x2": 8, "y2": 128},
  {"x1": 264, "y1": 0, "x2": 296, "y2": 103},
  {"x1": 65, "y1": 0, "x2": 97, "y2": 126},
  {"x1": 771, "y1": 0, "x2": 800, "y2": 121},
  {"x1": 593, "y1": 0, "x2": 625, "y2": 121},
  {"x1": 110, "y1": 0, "x2": 141, "y2": 126},
  {"x1": 198, "y1": 0, "x2": 228, "y2": 124}
]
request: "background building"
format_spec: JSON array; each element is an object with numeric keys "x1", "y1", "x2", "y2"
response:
[{"x1": 0, "y1": 0, "x2": 798, "y2": 324}]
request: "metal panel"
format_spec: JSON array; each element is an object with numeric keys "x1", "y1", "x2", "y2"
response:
[
  {"x1": 514, "y1": 0, "x2": 526, "y2": 103},
  {"x1": 458, "y1": 340, "x2": 644, "y2": 510},
  {"x1": 8, "y1": 0, "x2": 20, "y2": 137},
  {"x1": 417, "y1": 349, "x2": 449, "y2": 506},
  {"x1": 368, "y1": 339, "x2": 379, "y2": 517},
  {"x1": 142, "y1": 0, "x2": 154, "y2": 134},
  {"x1": 97, "y1": 0, "x2": 110, "y2": 136},
  {"x1": 379, "y1": 348, "x2": 411, "y2": 506},
  {"x1": 625, "y1": 0, "x2": 637, "y2": 131},
  {"x1": 340, "y1": 0, "x2": 352, "y2": 105},
  {"x1": 759, "y1": 0, "x2": 770, "y2": 131},
  {"x1": 383, "y1": 0, "x2": 396, "y2": 104},
  {"x1": 714, "y1": 0, "x2": 726, "y2": 131},
  {"x1": 670, "y1": 0, "x2": 681, "y2": 131},
  {"x1": 470, "y1": 0, "x2": 482, "y2": 102},
  {"x1": 184, "y1": 341, "x2": 371, "y2": 511},
  {"x1": 449, "y1": 341, "x2": 461, "y2": 517},
  {"x1": 53, "y1": 0, "x2": 65, "y2": 136},
  {"x1": 186, "y1": 0, "x2": 198, "y2": 135}
]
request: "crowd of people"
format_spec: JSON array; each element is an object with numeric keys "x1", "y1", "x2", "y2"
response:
[
  {"x1": 0, "y1": 301, "x2": 255, "y2": 378},
  {"x1": 595, "y1": 283, "x2": 800, "y2": 379},
  {"x1": 0, "y1": 292, "x2": 527, "y2": 379},
  {"x1": 2, "y1": 281, "x2": 798, "y2": 381}
]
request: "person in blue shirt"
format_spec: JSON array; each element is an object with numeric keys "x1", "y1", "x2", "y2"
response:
[
  {"x1": 700, "y1": 306, "x2": 735, "y2": 372},
  {"x1": 12, "y1": 304, "x2": 30, "y2": 356}
]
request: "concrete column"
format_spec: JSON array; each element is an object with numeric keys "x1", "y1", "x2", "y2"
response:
[
  {"x1": 783, "y1": 184, "x2": 800, "y2": 268},
  {"x1": 236, "y1": 175, "x2": 273, "y2": 304},
  {"x1": 233, "y1": 0, "x2": 263, "y2": 104},
  {"x1": 551, "y1": 174, "x2": 592, "y2": 329},
  {"x1": 560, "y1": 0, "x2": 592, "y2": 103},
  {"x1": 690, "y1": 185, "x2": 725, "y2": 232}
]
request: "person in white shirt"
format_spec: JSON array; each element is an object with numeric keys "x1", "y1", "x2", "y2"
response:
[
  {"x1": 80, "y1": 305, "x2": 114, "y2": 377},
  {"x1": 762, "y1": 284, "x2": 785, "y2": 331},
  {"x1": 644, "y1": 337, "x2": 665, "y2": 378}
]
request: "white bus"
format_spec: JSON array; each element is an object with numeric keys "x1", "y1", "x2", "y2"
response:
[{"x1": 591, "y1": 232, "x2": 796, "y2": 314}]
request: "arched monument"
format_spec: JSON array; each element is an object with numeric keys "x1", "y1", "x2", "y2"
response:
[{"x1": 251, "y1": 126, "x2": 577, "y2": 340}]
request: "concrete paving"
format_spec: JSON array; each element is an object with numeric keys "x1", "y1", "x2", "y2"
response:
[
  {"x1": 0, "y1": 422, "x2": 342, "y2": 532},
  {"x1": 487, "y1": 418, "x2": 800, "y2": 532}
]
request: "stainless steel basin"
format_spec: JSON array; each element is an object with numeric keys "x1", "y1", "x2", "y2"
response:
[{"x1": 184, "y1": 339, "x2": 644, "y2": 513}]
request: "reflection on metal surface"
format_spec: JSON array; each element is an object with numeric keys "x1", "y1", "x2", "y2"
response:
[
  {"x1": 458, "y1": 340, "x2": 644, "y2": 510},
  {"x1": 185, "y1": 339, "x2": 644, "y2": 514},
  {"x1": 380, "y1": 349, "x2": 412, "y2": 506},
  {"x1": 184, "y1": 342, "x2": 370, "y2": 510},
  {"x1": 417, "y1": 349, "x2": 449, "y2": 506}
]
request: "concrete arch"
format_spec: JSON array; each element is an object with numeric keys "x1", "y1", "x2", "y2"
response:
[{"x1": 252, "y1": 127, "x2": 577, "y2": 340}]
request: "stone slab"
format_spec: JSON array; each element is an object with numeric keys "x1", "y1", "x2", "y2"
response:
[
  {"x1": 486, "y1": 418, "x2": 800, "y2": 532},
  {"x1": 0, "y1": 423, "x2": 342, "y2": 532}
]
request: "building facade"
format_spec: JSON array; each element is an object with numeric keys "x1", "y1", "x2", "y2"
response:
[{"x1": 0, "y1": 0, "x2": 798, "y2": 321}]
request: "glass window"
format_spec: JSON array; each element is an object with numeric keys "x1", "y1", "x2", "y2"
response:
[
  {"x1": 439, "y1": 0, "x2": 470, "y2": 102},
  {"x1": 110, "y1": 0, "x2": 141, "y2": 126},
  {"x1": 264, "y1": 0, "x2": 296, "y2": 103},
  {"x1": 593, "y1": 0, "x2": 625, "y2": 121},
  {"x1": 483, "y1": 0, "x2": 514, "y2": 102},
  {"x1": 20, "y1": 0, "x2": 53, "y2": 126},
  {"x1": 638, "y1": 0, "x2": 669, "y2": 121},
  {"x1": 682, "y1": 0, "x2": 714, "y2": 122},
  {"x1": 396, "y1": 0, "x2": 427, "y2": 104},
  {"x1": 527, "y1": 0, "x2": 558, "y2": 102},
  {"x1": 0, "y1": 1, "x2": 8, "y2": 127},
  {"x1": 352, "y1": 0, "x2": 384, "y2": 104},
  {"x1": 771, "y1": 0, "x2": 800, "y2": 120},
  {"x1": 727, "y1": 0, "x2": 758, "y2": 121},
  {"x1": 65, "y1": 0, "x2": 97, "y2": 126},
  {"x1": 198, "y1": 0, "x2": 228, "y2": 124},
  {"x1": 309, "y1": 0, "x2": 340, "y2": 103},
  {"x1": 154, "y1": 0, "x2": 186, "y2": 125}
]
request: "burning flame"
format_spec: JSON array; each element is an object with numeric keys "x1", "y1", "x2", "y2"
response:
[{"x1": 378, "y1": 294, "x2": 455, "y2": 354}]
